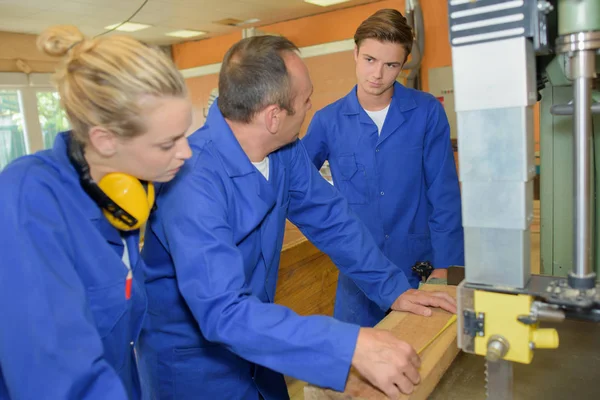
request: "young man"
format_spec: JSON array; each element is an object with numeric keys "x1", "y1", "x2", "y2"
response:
[
  {"x1": 138, "y1": 35, "x2": 456, "y2": 400},
  {"x1": 302, "y1": 9, "x2": 464, "y2": 328}
]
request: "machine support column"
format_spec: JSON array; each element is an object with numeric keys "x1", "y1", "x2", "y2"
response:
[{"x1": 571, "y1": 49, "x2": 596, "y2": 287}]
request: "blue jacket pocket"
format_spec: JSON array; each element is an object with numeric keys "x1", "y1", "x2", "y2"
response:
[
  {"x1": 335, "y1": 154, "x2": 367, "y2": 205},
  {"x1": 87, "y1": 281, "x2": 130, "y2": 372}
]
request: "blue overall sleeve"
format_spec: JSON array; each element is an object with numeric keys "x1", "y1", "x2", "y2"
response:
[
  {"x1": 0, "y1": 172, "x2": 128, "y2": 400},
  {"x1": 302, "y1": 112, "x2": 329, "y2": 170},
  {"x1": 423, "y1": 100, "x2": 464, "y2": 268},
  {"x1": 159, "y1": 167, "x2": 359, "y2": 392},
  {"x1": 288, "y1": 141, "x2": 412, "y2": 309}
]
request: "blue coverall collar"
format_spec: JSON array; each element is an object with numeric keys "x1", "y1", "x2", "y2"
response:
[
  {"x1": 341, "y1": 82, "x2": 417, "y2": 116},
  {"x1": 341, "y1": 82, "x2": 418, "y2": 144},
  {"x1": 205, "y1": 101, "x2": 261, "y2": 179},
  {"x1": 50, "y1": 132, "x2": 126, "y2": 246}
]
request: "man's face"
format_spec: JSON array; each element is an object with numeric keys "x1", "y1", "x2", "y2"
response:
[
  {"x1": 354, "y1": 39, "x2": 406, "y2": 98},
  {"x1": 276, "y1": 52, "x2": 313, "y2": 147}
]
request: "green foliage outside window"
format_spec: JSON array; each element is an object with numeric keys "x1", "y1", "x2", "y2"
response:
[
  {"x1": 0, "y1": 90, "x2": 27, "y2": 170},
  {"x1": 37, "y1": 91, "x2": 70, "y2": 149}
]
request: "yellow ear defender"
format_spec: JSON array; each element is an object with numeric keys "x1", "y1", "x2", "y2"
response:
[
  {"x1": 68, "y1": 136, "x2": 155, "y2": 231},
  {"x1": 97, "y1": 173, "x2": 155, "y2": 231}
]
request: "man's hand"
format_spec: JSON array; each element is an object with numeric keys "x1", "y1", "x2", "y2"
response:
[
  {"x1": 352, "y1": 328, "x2": 421, "y2": 399},
  {"x1": 391, "y1": 289, "x2": 456, "y2": 316}
]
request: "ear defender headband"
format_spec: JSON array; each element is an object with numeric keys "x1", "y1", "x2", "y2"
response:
[{"x1": 67, "y1": 137, "x2": 155, "y2": 231}]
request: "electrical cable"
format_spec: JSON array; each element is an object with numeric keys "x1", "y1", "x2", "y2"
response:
[{"x1": 94, "y1": 0, "x2": 149, "y2": 38}]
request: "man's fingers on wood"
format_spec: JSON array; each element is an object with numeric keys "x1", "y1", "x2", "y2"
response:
[
  {"x1": 403, "y1": 365, "x2": 421, "y2": 385},
  {"x1": 395, "y1": 376, "x2": 415, "y2": 395}
]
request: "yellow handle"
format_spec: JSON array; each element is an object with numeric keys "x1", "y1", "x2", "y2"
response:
[
  {"x1": 532, "y1": 328, "x2": 559, "y2": 349},
  {"x1": 417, "y1": 314, "x2": 457, "y2": 354}
]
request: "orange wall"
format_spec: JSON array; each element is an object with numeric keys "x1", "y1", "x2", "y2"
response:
[
  {"x1": 185, "y1": 73, "x2": 220, "y2": 134},
  {"x1": 173, "y1": 0, "x2": 452, "y2": 92},
  {"x1": 175, "y1": 0, "x2": 453, "y2": 128},
  {"x1": 184, "y1": 50, "x2": 357, "y2": 132},
  {"x1": 173, "y1": 0, "x2": 540, "y2": 150},
  {"x1": 174, "y1": 31, "x2": 242, "y2": 70},
  {"x1": 534, "y1": 102, "x2": 540, "y2": 154},
  {"x1": 260, "y1": 0, "x2": 404, "y2": 49},
  {"x1": 418, "y1": 1, "x2": 452, "y2": 92},
  {"x1": 301, "y1": 51, "x2": 357, "y2": 136}
]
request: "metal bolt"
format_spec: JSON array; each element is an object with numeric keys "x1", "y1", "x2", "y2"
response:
[
  {"x1": 537, "y1": 1, "x2": 554, "y2": 14},
  {"x1": 486, "y1": 335, "x2": 510, "y2": 362}
]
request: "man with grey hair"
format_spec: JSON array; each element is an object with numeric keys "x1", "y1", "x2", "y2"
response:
[{"x1": 139, "y1": 35, "x2": 456, "y2": 400}]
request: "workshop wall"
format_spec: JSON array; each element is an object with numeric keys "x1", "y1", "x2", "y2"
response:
[
  {"x1": 0, "y1": 2, "x2": 539, "y2": 152},
  {"x1": 0, "y1": 31, "x2": 57, "y2": 73},
  {"x1": 176, "y1": 0, "x2": 454, "y2": 135}
]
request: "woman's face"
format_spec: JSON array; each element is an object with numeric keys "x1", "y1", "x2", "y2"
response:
[{"x1": 113, "y1": 96, "x2": 193, "y2": 182}]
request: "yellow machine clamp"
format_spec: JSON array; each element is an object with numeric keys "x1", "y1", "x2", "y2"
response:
[{"x1": 466, "y1": 291, "x2": 560, "y2": 364}]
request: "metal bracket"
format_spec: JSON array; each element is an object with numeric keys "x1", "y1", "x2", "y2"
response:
[
  {"x1": 517, "y1": 315, "x2": 537, "y2": 325},
  {"x1": 550, "y1": 101, "x2": 600, "y2": 115},
  {"x1": 463, "y1": 310, "x2": 485, "y2": 337},
  {"x1": 518, "y1": 300, "x2": 566, "y2": 326},
  {"x1": 543, "y1": 279, "x2": 598, "y2": 308}
]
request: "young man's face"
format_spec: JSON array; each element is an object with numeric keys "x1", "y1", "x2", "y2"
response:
[{"x1": 354, "y1": 39, "x2": 406, "y2": 98}]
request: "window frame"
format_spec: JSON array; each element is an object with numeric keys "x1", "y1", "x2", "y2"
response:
[{"x1": 0, "y1": 72, "x2": 58, "y2": 154}]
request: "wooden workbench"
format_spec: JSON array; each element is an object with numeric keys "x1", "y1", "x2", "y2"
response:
[{"x1": 275, "y1": 221, "x2": 338, "y2": 316}]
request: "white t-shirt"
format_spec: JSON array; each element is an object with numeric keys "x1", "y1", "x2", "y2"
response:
[
  {"x1": 252, "y1": 157, "x2": 270, "y2": 181},
  {"x1": 122, "y1": 237, "x2": 130, "y2": 268},
  {"x1": 364, "y1": 104, "x2": 390, "y2": 135}
]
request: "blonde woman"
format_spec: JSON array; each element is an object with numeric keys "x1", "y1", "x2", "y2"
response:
[{"x1": 0, "y1": 26, "x2": 192, "y2": 399}]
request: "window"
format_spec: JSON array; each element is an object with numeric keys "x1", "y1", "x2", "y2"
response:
[
  {"x1": 0, "y1": 90, "x2": 28, "y2": 170},
  {"x1": 36, "y1": 91, "x2": 69, "y2": 149},
  {"x1": 0, "y1": 73, "x2": 69, "y2": 171}
]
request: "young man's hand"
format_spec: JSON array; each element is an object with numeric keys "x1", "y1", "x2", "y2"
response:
[
  {"x1": 390, "y1": 289, "x2": 456, "y2": 316},
  {"x1": 352, "y1": 328, "x2": 421, "y2": 399}
]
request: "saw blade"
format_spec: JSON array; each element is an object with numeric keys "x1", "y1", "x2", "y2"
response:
[{"x1": 485, "y1": 359, "x2": 514, "y2": 400}]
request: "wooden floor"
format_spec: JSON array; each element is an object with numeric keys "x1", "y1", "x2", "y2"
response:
[{"x1": 284, "y1": 201, "x2": 542, "y2": 400}]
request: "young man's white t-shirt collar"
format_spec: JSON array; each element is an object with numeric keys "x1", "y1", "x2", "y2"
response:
[{"x1": 363, "y1": 104, "x2": 390, "y2": 136}]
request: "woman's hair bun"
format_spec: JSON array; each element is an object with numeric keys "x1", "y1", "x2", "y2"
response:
[{"x1": 37, "y1": 25, "x2": 85, "y2": 57}]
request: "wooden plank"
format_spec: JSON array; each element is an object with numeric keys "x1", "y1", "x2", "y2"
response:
[
  {"x1": 282, "y1": 220, "x2": 310, "y2": 250},
  {"x1": 304, "y1": 285, "x2": 459, "y2": 400},
  {"x1": 276, "y1": 250, "x2": 339, "y2": 316}
]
